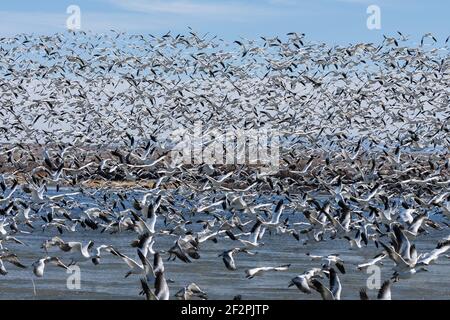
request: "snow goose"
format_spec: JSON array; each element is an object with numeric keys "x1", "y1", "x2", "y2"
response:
[{"x1": 32, "y1": 256, "x2": 68, "y2": 277}]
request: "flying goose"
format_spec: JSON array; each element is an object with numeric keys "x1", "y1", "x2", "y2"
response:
[
  {"x1": 288, "y1": 268, "x2": 324, "y2": 294},
  {"x1": 417, "y1": 240, "x2": 450, "y2": 265},
  {"x1": 245, "y1": 264, "x2": 291, "y2": 279},
  {"x1": 0, "y1": 219, "x2": 26, "y2": 248},
  {"x1": 0, "y1": 180, "x2": 18, "y2": 205},
  {"x1": 261, "y1": 200, "x2": 285, "y2": 227},
  {"x1": 32, "y1": 256, "x2": 68, "y2": 277},
  {"x1": 306, "y1": 253, "x2": 346, "y2": 274},
  {"x1": 359, "y1": 280, "x2": 392, "y2": 300},
  {"x1": 219, "y1": 247, "x2": 255, "y2": 271},
  {"x1": 130, "y1": 232, "x2": 155, "y2": 258},
  {"x1": 357, "y1": 253, "x2": 387, "y2": 270},
  {"x1": 45, "y1": 237, "x2": 95, "y2": 264},
  {"x1": 175, "y1": 283, "x2": 207, "y2": 300},
  {"x1": 154, "y1": 270, "x2": 170, "y2": 300},
  {"x1": 238, "y1": 219, "x2": 264, "y2": 249},
  {"x1": 0, "y1": 252, "x2": 27, "y2": 275},
  {"x1": 111, "y1": 249, "x2": 155, "y2": 279}
]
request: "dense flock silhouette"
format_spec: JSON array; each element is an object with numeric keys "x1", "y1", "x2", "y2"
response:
[{"x1": 0, "y1": 30, "x2": 449, "y2": 299}]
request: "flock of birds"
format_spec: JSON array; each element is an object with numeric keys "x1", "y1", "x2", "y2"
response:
[{"x1": 0, "y1": 30, "x2": 449, "y2": 300}]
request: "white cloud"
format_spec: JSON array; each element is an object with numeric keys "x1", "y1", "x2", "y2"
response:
[
  {"x1": 107, "y1": 0, "x2": 284, "y2": 16},
  {"x1": 0, "y1": 0, "x2": 305, "y2": 36}
]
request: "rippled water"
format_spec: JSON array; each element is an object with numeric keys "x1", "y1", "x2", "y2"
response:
[{"x1": 1, "y1": 219, "x2": 449, "y2": 300}]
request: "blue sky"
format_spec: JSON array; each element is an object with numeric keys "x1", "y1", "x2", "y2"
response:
[{"x1": 0, "y1": 0, "x2": 448, "y2": 44}]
